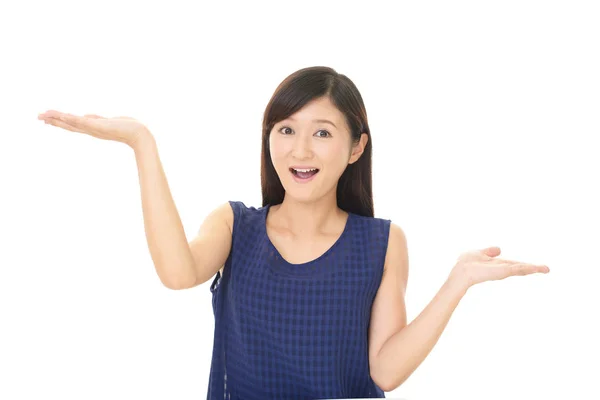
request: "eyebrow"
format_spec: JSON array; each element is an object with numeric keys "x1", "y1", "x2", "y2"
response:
[{"x1": 285, "y1": 116, "x2": 337, "y2": 129}]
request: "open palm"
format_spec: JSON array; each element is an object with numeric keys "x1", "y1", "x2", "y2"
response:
[
  {"x1": 38, "y1": 110, "x2": 149, "y2": 148},
  {"x1": 450, "y1": 246, "x2": 550, "y2": 289}
]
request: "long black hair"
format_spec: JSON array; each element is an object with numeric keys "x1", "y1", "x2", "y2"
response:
[{"x1": 260, "y1": 66, "x2": 374, "y2": 217}]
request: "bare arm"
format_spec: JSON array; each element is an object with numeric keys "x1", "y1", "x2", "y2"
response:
[
  {"x1": 372, "y1": 275, "x2": 466, "y2": 391},
  {"x1": 370, "y1": 231, "x2": 548, "y2": 391},
  {"x1": 37, "y1": 112, "x2": 231, "y2": 290},
  {"x1": 133, "y1": 133, "x2": 232, "y2": 290},
  {"x1": 188, "y1": 201, "x2": 233, "y2": 286},
  {"x1": 369, "y1": 223, "x2": 466, "y2": 391}
]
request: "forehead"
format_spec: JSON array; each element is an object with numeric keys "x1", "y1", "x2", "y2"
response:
[{"x1": 283, "y1": 97, "x2": 343, "y2": 125}]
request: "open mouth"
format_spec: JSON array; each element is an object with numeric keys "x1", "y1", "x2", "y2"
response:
[{"x1": 290, "y1": 167, "x2": 320, "y2": 180}]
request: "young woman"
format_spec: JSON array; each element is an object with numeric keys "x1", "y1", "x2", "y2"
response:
[{"x1": 38, "y1": 66, "x2": 549, "y2": 399}]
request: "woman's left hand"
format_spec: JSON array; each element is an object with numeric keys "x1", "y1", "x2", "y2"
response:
[{"x1": 449, "y1": 246, "x2": 550, "y2": 291}]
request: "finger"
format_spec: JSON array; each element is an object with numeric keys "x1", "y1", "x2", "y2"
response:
[
  {"x1": 60, "y1": 113, "x2": 103, "y2": 133},
  {"x1": 84, "y1": 114, "x2": 105, "y2": 119},
  {"x1": 490, "y1": 257, "x2": 529, "y2": 266},
  {"x1": 491, "y1": 258, "x2": 549, "y2": 273},
  {"x1": 43, "y1": 117, "x2": 87, "y2": 134},
  {"x1": 38, "y1": 110, "x2": 65, "y2": 120},
  {"x1": 509, "y1": 263, "x2": 550, "y2": 276},
  {"x1": 481, "y1": 246, "x2": 501, "y2": 257}
]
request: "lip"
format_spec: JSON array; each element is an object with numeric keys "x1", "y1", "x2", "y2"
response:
[
  {"x1": 291, "y1": 171, "x2": 318, "y2": 183},
  {"x1": 290, "y1": 166, "x2": 319, "y2": 170},
  {"x1": 289, "y1": 166, "x2": 320, "y2": 184}
]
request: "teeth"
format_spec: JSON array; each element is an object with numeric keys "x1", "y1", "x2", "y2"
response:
[{"x1": 294, "y1": 168, "x2": 317, "y2": 172}]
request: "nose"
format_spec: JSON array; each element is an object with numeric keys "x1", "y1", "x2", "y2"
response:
[{"x1": 291, "y1": 132, "x2": 314, "y2": 160}]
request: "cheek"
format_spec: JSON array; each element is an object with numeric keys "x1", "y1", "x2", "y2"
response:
[
  {"x1": 321, "y1": 142, "x2": 351, "y2": 167},
  {"x1": 269, "y1": 135, "x2": 287, "y2": 168}
]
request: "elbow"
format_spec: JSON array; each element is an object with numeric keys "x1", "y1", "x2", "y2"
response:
[
  {"x1": 370, "y1": 360, "x2": 405, "y2": 393},
  {"x1": 372, "y1": 373, "x2": 402, "y2": 393},
  {"x1": 163, "y1": 281, "x2": 188, "y2": 290},
  {"x1": 371, "y1": 362, "x2": 391, "y2": 392},
  {"x1": 160, "y1": 273, "x2": 197, "y2": 290},
  {"x1": 154, "y1": 260, "x2": 198, "y2": 290},
  {"x1": 372, "y1": 375, "x2": 395, "y2": 393}
]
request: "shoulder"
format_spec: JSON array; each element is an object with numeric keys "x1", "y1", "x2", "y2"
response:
[
  {"x1": 354, "y1": 213, "x2": 407, "y2": 273},
  {"x1": 383, "y1": 222, "x2": 409, "y2": 281},
  {"x1": 226, "y1": 200, "x2": 264, "y2": 217},
  {"x1": 226, "y1": 200, "x2": 266, "y2": 231},
  {"x1": 350, "y1": 213, "x2": 397, "y2": 245},
  {"x1": 349, "y1": 214, "x2": 405, "y2": 270},
  {"x1": 386, "y1": 222, "x2": 407, "y2": 251},
  {"x1": 369, "y1": 216, "x2": 408, "y2": 275},
  {"x1": 351, "y1": 213, "x2": 391, "y2": 233}
]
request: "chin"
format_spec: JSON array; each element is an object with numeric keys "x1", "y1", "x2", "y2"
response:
[
  {"x1": 279, "y1": 183, "x2": 316, "y2": 201},
  {"x1": 282, "y1": 187, "x2": 316, "y2": 201}
]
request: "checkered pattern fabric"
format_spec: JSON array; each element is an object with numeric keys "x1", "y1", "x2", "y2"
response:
[{"x1": 207, "y1": 201, "x2": 391, "y2": 399}]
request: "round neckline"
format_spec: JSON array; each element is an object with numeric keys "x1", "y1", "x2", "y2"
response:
[{"x1": 262, "y1": 203, "x2": 353, "y2": 278}]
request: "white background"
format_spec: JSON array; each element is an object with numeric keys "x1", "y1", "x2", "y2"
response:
[{"x1": 1, "y1": 1, "x2": 598, "y2": 399}]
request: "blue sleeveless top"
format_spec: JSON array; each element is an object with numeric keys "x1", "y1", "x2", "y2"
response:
[{"x1": 207, "y1": 201, "x2": 391, "y2": 399}]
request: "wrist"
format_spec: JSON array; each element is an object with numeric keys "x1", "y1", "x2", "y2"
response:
[
  {"x1": 444, "y1": 273, "x2": 470, "y2": 298},
  {"x1": 131, "y1": 129, "x2": 156, "y2": 154}
]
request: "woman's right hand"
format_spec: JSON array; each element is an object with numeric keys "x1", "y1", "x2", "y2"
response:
[{"x1": 38, "y1": 110, "x2": 151, "y2": 149}]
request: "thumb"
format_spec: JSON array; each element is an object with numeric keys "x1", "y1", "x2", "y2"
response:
[{"x1": 481, "y1": 246, "x2": 501, "y2": 257}]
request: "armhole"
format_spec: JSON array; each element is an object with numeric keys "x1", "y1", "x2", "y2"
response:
[
  {"x1": 380, "y1": 218, "x2": 393, "y2": 275},
  {"x1": 210, "y1": 201, "x2": 243, "y2": 293},
  {"x1": 227, "y1": 200, "x2": 243, "y2": 239}
]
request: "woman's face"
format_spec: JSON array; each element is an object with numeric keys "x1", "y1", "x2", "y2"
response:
[{"x1": 269, "y1": 96, "x2": 367, "y2": 203}]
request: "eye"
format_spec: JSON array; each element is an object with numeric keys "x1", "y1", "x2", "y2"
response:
[
  {"x1": 279, "y1": 126, "x2": 293, "y2": 135},
  {"x1": 277, "y1": 126, "x2": 331, "y2": 138},
  {"x1": 315, "y1": 130, "x2": 331, "y2": 138}
]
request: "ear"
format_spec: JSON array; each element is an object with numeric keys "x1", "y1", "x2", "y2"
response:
[{"x1": 348, "y1": 133, "x2": 369, "y2": 164}]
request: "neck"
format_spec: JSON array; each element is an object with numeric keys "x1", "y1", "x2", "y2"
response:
[{"x1": 271, "y1": 193, "x2": 346, "y2": 238}]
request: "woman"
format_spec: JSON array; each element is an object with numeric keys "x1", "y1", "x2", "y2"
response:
[{"x1": 38, "y1": 66, "x2": 549, "y2": 399}]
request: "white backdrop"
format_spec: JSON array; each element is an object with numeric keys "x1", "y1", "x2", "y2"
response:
[{"x1": 1, "y1": 1, "x2": 598, "y2": 399}]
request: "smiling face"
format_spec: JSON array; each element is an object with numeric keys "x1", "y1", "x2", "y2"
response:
[{"x1": 269, "y1": 96, "x2": 367, "y2": 203}]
